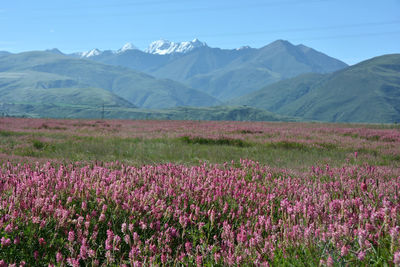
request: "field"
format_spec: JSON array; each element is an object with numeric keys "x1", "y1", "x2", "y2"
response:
[{"x1": 0, "y1": 118, "x2": 400, "y2": 266}]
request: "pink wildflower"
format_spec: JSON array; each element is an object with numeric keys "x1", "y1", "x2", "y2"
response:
[
  {"x1": 38, "y1": 237, "x2": 46, "y2": 246},
  {"x1": 340, "y1": 245, "x2": 348, "y2": 256},
  {"x1": 4, "y1": 224, "x2": 12, "y2": 233},
  {"x1": 121, "y1": 223, "x2": 127, "y2": 234},
  {"x1": 357, "y1": 251, "x2": 366, "y2": 261},
  {"x1": 56, "y1": 252, "x2": 63, "y2": 263},
  {"x1": 1, "y1": 237, "x2": 11, "y2": 247},
  {"x1": 68, "y1": 230, "x2": 75, "y2": 243},
  {"x1": 394, "y1": 251, "x2": 400, "y2": 266},
  {"x1": 326, "y1": 255, "x2": 334, "y2": 267},
  {"x1": 185, "y1": 241, "x2": 192, "y2": 254}
]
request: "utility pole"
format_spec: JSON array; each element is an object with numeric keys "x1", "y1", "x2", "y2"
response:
[{"x1": 101, "y1": 102, "x2": 105, "y2": 120}]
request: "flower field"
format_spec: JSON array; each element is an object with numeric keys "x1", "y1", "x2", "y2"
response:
[{"x1": 0, "y1": 118, "x2": 400, "y2": 266}]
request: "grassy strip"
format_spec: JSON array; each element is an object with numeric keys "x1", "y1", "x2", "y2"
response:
[
  {"x1": 179, "y1": 135, "x2": 251, "y2": 147},
  {"x1": 0, "y1": 130, "x2": 397, "y2": 170}
]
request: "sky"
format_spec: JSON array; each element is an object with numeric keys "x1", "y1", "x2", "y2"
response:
[{"x1": 1, "y1": 0, "x2": 399, "y2": 65}]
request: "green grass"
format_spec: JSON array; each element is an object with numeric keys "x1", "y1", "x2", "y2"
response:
[
  {"x1": 0, "y1": 131, "x2": 369, "y2": 171},
  {"x1": 0, "y1": 127, "x2": 398, "y2": 171},
  {"x1": 180, "y1": 136, "x2": 251, "y2": 147}
]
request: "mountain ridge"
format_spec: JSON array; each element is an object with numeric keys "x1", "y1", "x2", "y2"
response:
[
  {"x1": 79, "y1": 39, "x2": 348, "y2": 100},
  {"x1": 230, "y1": 54, "x2": 400, "y2": 123}
]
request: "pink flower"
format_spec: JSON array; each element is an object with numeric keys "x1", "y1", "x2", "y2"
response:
[
  {"x1": 161, "y1": 253, "x2": 167, "y2": 264},
  {"x1": 196, "y1": 255, "x2": 203, "y2": 267},
  {"x1": 80, "y1": 244, "x2": 88, "y2": 260},
  {"x1": 340, "y1": 245, "x2": 348, "y2": 256},
  {"x1": 113, "y1": 235, "x2": 121, "y2": 251},
  {"x1": 326, "y1": 255, "x2": 334, "y2": 267},
  {"x1": 38, "y1": 237, "x2": 46, "y2": 246},
  {"x1": 1, "y1": 237, "x2": 11, "y2": 247},
  {"x1": 124, "y1": 235, "x2": 130, "y2": 245},
  {"x1": 56, "y1": 252, "x2": 63, "y2": 263},
  {"x1": 357, "y1": 251, "x2": 365, "y2": 261},
  {"x1": 105, "y1": 230, "x2": 114, "y2": 251},
  {"x1": 4, "y1": 224, "x2": 13, "y2": 233},
  {"x1": 81, "y1": 201, "x2": 87, "y2": 211},
  {"x1": 121, "y1": 223, "x2": 127, "y2": 234},
  {"x1": 214, "y1": 253, "x2": 221, "y2": 263},
  {"x1": 394, "y1": 251, "x2": 400, "y2": 266},
  {"x1": 185, "y1": 242, "x2": 192, "y2": 254},
  {"x1": 361, "y1": 182, "x2": 367, "y2": 192},
  {"x1": 68, "y1": 230, "x2": 75, "y2": 243}
]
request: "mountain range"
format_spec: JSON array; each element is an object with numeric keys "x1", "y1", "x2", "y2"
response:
[
  {"x1": 0, "y1": 39, "x2": 399, "y2": 123},
  {"x1": 79, "y1": 39, "x2": 347, "y2": 100},
  {"x1": 0, "y1": 51, "x2": 220, "y2": 109}
]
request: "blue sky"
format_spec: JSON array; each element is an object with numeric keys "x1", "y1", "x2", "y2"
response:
[{"x1": 1, "y1": 0, "x2": 399, "y2": 64}]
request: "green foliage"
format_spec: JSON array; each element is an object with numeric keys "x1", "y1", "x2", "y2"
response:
[{"x1": 32, "y1": 139, "x2": 46, "y2": 150}]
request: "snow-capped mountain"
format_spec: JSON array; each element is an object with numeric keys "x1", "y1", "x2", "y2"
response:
[
  {"x1": 77, "y1": 43, "x2": 138, "y2": 58},
  {"x1": 116, "y1": 42, "x2": 137, "y2": 54},
  {"x1": 75, "y1": 39, "x2": 207, "y2": 58},
  {"x1": 236, "y1": 45, "x2": 252, "y2": 50},
  {"x1": 145, "y1": 38, "x2": 207, "y2": 55},
  {"x1": 80, "y1": 48, "x2": 102, "y2": 58}
]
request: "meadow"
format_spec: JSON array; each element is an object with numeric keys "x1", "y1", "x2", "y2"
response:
[{"x1": 0, "y1": 118, "x2": 400, "y2": 266}]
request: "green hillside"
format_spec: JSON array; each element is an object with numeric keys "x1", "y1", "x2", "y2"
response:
[
  {"x1": 0, "y1": 103, "x2": 298, "y2": 122},
  {"x1": 231, "y1": 54, "x2": 400, "y2": 123},
  {"x1": 187, "y1": 67, "x2": 281, "y2": 100},
  {"x1": 0, "y1": 71, "x2": 135, "y2": 108},
  {"x1": 0, "y1": 51, "x2": 220, "y2": 109}
]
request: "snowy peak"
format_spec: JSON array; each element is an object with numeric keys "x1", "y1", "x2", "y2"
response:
[
  {"x1": 145, "y1": 38, "x2": 207, "y2": 55},
  {"x1": 80, "y1": 48, "x2": 102, "y2": 58},
  {"x1": 116, "y1": 42, "x2": 138, "y2": 54},
  {"x1": 236, "y1": 45, "x2": 252, "y2": 50}
]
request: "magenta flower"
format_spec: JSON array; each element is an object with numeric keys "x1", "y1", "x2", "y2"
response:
[
  {"x1": 326, "y1": 255, "x2": 334, "y2": 266},
  {"x1": 38, "y1": 237, "x2": 46, "y2": 246},
  {"x1": 340, "y1": 245, "x2": 348, "y2": 256},
  {"x1": 68, "y1": 230, "x2": 75, "y2": 243},
  {"x1": 196, "y1": 255, "x2": 203, "y2": 267},
  {"x1": 1, "y1": 237, "x2": 11, "y2": 247},
  {"x1": 56, "y1": 251, "x2": 63, "y2": 263},
  {"x1": 394, "y1": 251, "x2": 400, "y2": 266},
  {"x1": 4, "y1": 224, "x2": 13, "y2": 233},
  {"x1": 185, "y1": 242, "x2": 192, "y2": 254},
  {"x1": 358, "y1": 251, "x2": 366, "y2": 261}
]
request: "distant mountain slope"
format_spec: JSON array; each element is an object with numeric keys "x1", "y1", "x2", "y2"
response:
[
  {"x1": 231, "y1": 54, "x2": 400, "y2": 123},
  {"x1": 0, "y1": 103, "x2": 298, "y2": 122},
  {"x1": 85, "y1": 40, "x2": 347, "y2": 100},
  {"x1": 0, "y1": 51, "x2": 220, "y2": 109},
  {"x1": 187, "y1": 66, "x2": 281, "y2": 100},
  {"x1": 0, "y1": 71, "x2": 135, "y2": 108}
]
